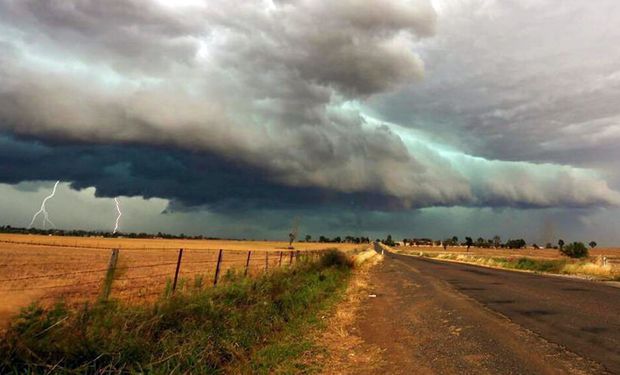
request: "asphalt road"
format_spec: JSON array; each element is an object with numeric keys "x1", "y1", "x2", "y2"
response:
[{"x1": 354, "y1": 251, "x2": 620, "y2": 374}]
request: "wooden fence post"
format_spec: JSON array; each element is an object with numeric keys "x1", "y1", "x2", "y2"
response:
[
  {"x1": 265, "y1": 252, "x2": 269, "y2": 272},
  {"x1": 289, "y1": 251, "x2": 294, "y2": 265},
  {"x1": 213, "y1": 249, "x2": 224, "y2": 286},
  {"x1": 244, "y1": 250, "x2": 252, "y2": 276},
  {"x1": 279, "y1": 251, "x2": 283, "y2": 267},
  {"x1": 172, "y1": 248, "x2": 184, "y2": 293},
  {"x1": 101, "y1": 248, "x2": 119, "y2": 301}
]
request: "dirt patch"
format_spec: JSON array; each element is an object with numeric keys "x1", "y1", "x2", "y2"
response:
[
  {"x1": 312, "y1": 251, "x2": 384, "y2": 374},
  {"x1": 347, "y1": 257, "x2": 608, "y2": 374}
]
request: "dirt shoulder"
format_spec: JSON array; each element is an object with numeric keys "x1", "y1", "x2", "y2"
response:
[
  {"x1": 323, "y1": 255, "x2": 609, "y2": 374},
  {"x1": 313, "y1": 250, "x2": 385, "y2": 374}
]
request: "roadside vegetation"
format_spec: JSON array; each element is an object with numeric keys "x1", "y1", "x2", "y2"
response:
[
  {"x1": 414, "y1": 252, "x2": 618, "y2": 280},
  {"x1": 0, "y1": 250, "x2": 355, "y2": 374},
  {"x1": 559, "y1": 242, "x2": 589, "y2": 258}
]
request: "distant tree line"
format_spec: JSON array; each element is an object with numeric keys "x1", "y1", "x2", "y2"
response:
[
  {"x1": 394, "y1": 233, "x2": 598, "y2": 259},
  {"x1": 0, "y1": 225, "x2": 220, "y2": 240},
  {"x1": 1, "y1": 225, "x2": 597, "y2": 259},
  {"x1": 304, "y1": 235, "x2": 371, "y2": 244},
  {"x1": 0, "y1": 225, "x2": 373, "y2": 244}
]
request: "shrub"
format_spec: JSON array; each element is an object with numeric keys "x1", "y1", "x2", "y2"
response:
[
  {"x1": 560, "y1": 242, "x2": 589, "y2": 258},
  {"x1": 505, "y1": 239, "x2": 526, "y2": 249},
  {"x1": 319, "y1": 249, "x2": 354, "y2": 269}
]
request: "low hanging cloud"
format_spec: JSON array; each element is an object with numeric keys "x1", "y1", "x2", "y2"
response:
[{"x1": 0, "y1": 0, "x2": 618, "y2": 210}]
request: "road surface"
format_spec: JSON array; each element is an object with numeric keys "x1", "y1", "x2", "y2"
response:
[{"x1": 353, "y1": 251, "x2": 620, "y2": 374}]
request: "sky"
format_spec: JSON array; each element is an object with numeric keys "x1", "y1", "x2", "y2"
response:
[{"x1": 1, "y1": 0, "x2": 619, "y2": 244}]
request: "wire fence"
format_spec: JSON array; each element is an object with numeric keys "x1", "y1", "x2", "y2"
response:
[{"x1": 0, "y1": 246, "x2": 329, "y2": 310}]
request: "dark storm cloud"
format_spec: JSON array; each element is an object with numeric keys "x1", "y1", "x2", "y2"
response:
[
  {"x1": 0, "y1": 133, "x2": 410, "y2": 211},
  {"x1": 1, "y1": 133, "x2": 617, "y2": 211},
  {"x1": 0, "y1": 0, "x2": 618, "y2": 211}
]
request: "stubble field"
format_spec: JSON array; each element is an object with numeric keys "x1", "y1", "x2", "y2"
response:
[{"x1": 0, "y1": 234, "x2": 360, "y2": 325}]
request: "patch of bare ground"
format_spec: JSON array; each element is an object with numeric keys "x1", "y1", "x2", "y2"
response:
[
  {"x1": 343, "y1": 257, "x2": 609, "y2": 374},
  {"x1": 309, "y1": 250, "x2": 384, "y2": 374}
]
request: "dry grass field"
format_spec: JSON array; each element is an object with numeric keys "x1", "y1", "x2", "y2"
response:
[
  {"x1": 393, "y1": 245, "x2": 620, "y2": 280},
  {"x1": 393, "y1": 245, "x2": 620, "y2": 259},
  {"x1": 0, "y1": 234, "x2": 361, "y2": 326}
]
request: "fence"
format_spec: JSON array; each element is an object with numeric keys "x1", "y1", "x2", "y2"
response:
[{"x1": 0, "y1": 245, "x2": 329, "y2": 314}]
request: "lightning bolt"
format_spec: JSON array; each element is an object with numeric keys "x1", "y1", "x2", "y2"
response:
[
  {"x1": 29, "y1": 180, "x2": 60, "y2": 229},
  {"x1": 113, "y1": 197, "x2": 122, "y2": 234}
]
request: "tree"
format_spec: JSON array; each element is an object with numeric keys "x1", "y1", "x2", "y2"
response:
[
  {"x1": 384, "y1": 234, "x2": 395, "y2": 247},
  {"x1": 505, "y1": 239, "x2": 526, "y2": 249},
  {"x1": 589, "y1": 241, "x2": 597, "y2": 249},
  {"x1": 465, "y1": 237, "x2": 473, "y2": 251},
  {"x1": 493, "y1": 235, "x2": 501, "y2": 248},
  {"x1": 560, "y1": 242, "x2": 589, "y2": 258},
  {"x1": 403, "y1": 239, "x2": 408, "y2": 246},
  {"x1": 558, "y1": 239, "x2": 565, "y2": 250},
  {"x1": 305, "y1": 234, "x2": 312, "y2": 242},
  {"x1": 452, "y1": 236, "x2": 459, "y2": 244}
]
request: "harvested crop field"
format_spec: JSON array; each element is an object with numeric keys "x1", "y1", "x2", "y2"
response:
[{"x1": 0, "y1": 234, "x2": 360, "y2": 326}]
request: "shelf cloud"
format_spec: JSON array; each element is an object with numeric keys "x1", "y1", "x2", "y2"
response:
[{"x1": 1, "y1": 0, "x2": 619, "y2": 214}]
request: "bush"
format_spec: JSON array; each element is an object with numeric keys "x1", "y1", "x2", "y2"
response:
[
  {"x1": 560, "y1": 242, "x2": 589, "y2": 258},
  {"x1": 319, "y1": 249, "x2": 354, "y2": 269},
  {"x1": 505, "y1": 239, "x2": 526, "y2": 249}
]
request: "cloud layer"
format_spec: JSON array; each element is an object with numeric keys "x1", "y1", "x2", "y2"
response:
[{"x1": 0, "y1": 0, "x2": 619, "y2": 211}]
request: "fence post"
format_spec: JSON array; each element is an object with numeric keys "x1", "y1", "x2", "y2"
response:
[
  {"x1": 279, "y1": 251, "x2": 283, "y2": 267},
  {"x1": 172, "y1": 248, "x2": 184, "y2": 294},
  {"x1": 265, "y1": 252, "x2": 269, "y2": 272},
  {"x1": 289, "y1": 251, "x2": 294, "y2": 265},
  {"x1": 101, "y1": 248, "x2": 119, "y2": 301},
  {"x1": 213, "y1": 249, "x2": 224, "y2": 286},
  {"x1": 244, "y1": 250, "x2": 252, "y2": 276}
]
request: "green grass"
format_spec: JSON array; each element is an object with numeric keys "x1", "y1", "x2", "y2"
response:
[
  {"x1": 501, "y1": 257, "x2": 566, "y2": 273},
  {"x1": 0, "y1": 250, "x2": 352, "y2": 374}
]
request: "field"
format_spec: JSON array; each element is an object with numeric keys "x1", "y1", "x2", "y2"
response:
[
  {"x1": 0, "y1": 234, "x2": 361, "y2": 325},
  {"x1": 393, "y1": 244, "x2": 620, "y2": 279},
  {"x1": 393, "y1": 244, "x2": 620, "y2": 259}
]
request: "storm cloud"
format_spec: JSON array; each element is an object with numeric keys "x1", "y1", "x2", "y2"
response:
[{"x1": 0, "y1": 0, "x2": 619, "y2": 214}]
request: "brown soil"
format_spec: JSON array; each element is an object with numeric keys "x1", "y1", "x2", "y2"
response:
[{"x1": 325, "y1": 255, "x2": 610, "y2": 374}]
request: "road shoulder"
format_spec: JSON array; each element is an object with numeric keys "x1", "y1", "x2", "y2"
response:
[
  {"x1": 313, "y1": 251, "x2": 385, "y2": 374},
  {"x1": 340, "y1": 256, "x2": 608, "y2": 374}
]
